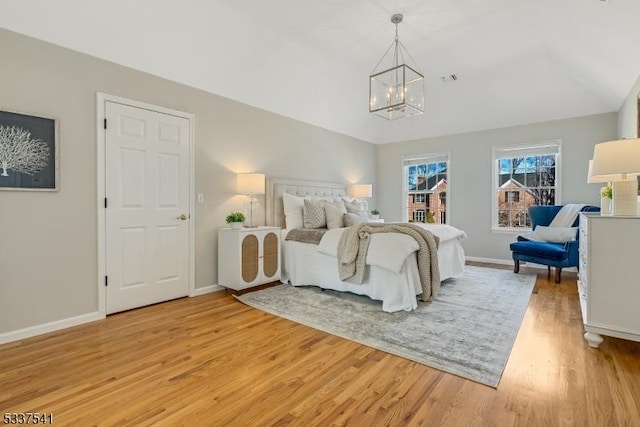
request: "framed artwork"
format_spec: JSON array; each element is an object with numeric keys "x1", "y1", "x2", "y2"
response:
[{"x1": 0, "y1": 109, "x2": 58, "y2": 191}]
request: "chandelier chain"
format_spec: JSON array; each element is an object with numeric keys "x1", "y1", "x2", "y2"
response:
[{"x1": 370, "y1": 39, "x2": 396, "y2": 74}]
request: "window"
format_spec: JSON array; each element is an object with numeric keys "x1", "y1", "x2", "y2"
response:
[
  {"x1": 403, "y1": 152, "x2": 449, "y2": 224},
  {"x1": 492, "y1": 141, "x2": 561, "y2": 230},
  {"x1": 505, "y1": 191, "x2": 520, "y2": 203}
]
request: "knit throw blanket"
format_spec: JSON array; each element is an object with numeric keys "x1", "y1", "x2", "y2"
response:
[
  {"x1": 337, "y1": 223, "x2": 441, "y2": 301},
  {"x1": 549, "y1": 204, "x2": 586, "y2": 227}
]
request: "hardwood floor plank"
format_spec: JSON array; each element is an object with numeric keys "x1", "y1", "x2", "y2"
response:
[{"x1": 1, "y1": 264, "x2": 639, "y2": 426}]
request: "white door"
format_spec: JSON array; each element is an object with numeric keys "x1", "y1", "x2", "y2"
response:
[{"x1": 105, "y1": 101, "x2": 190, "y2": 314}]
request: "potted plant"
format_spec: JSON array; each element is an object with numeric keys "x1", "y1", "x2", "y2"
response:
[
  {"x1": 600, "y1": 185, "x2": 613, "y2": 215},
  {"x1": 226, "y1": 212, "x2": 246, "y2": 229},
  {"x1": 370, "y1": 208, "x2": 380, "y2": 220}
]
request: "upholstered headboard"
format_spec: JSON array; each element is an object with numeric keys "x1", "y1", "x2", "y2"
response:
[{"x1": 266, "y1": 178, "x2": 347, "y2": 228}]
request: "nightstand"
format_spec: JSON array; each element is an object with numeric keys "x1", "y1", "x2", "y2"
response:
[
  {"x1": 218, "y1": 226, "x2": 281, "y2": 290},
  {"x1": 368, "y1": 218, "x2": 385, "y2": 223}
]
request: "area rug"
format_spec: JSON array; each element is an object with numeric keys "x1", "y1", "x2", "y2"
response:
[{"x1": 236, "y1": 266, "x2": 536, "y2": 387}]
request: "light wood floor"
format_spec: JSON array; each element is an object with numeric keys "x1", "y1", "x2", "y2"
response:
[{"x1": 1, "y1": 264, "x2": 639, "y2": 426}]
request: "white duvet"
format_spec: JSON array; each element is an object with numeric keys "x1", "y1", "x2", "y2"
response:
[
  {"x1": 281, "y1": 222, "x2": 467, "y2": 312},
  {"x1": 317, "y1": 223, "x2": 466, "y2": 274}
]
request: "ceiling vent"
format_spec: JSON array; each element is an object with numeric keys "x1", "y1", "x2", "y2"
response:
[{"x1": 441, "y1": 74, "x2": 459, "y2": 83}]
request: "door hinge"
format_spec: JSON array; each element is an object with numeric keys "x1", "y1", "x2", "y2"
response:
[
  {"x1": 104, "y1": 197, "x2": 108, "y2": 208},
  {"x1": 104, "y1": 118, "x2": 107, "y2": 129},
  {"x1": 105, "y1": 276, "x2": 108, "y2": 286}
]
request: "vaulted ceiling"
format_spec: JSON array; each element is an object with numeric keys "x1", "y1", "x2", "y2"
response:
[{"x1": 1, "y1": 0, "x2": 639, "y2": 144}]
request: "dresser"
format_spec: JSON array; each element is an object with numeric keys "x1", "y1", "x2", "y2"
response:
[
  {"x1": 218, "y1": 226, "x2": 281, "y2": 290},
  {"x1": 578, "y1": 213, "x2": 640, "y2": 348}
]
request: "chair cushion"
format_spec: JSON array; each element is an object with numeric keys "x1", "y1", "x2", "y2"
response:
[{"x1": 509, "y1": 241, "x2": 569, "y2": 261}]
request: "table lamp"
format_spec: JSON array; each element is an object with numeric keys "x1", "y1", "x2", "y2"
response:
[
  {"x1": 237, "y1": 173, "x2": 265, "y2": 227},
  {"x1": 348, "y1": 184, "x2": 372, "y2": 213},
  {"x1": 591, "y1": 139, "x2": 640, "y2": 216}
]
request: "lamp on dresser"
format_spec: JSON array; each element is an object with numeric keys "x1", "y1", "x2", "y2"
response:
[
  {"x1": 591, "y1": 138, "x2": 640, "y2": 216},
  {"x1": 587, "y1": 159, "x2": 635, "y2": 215},
  {"x1": 237, "y1": 173, "x2": 265, "y2": 227}
]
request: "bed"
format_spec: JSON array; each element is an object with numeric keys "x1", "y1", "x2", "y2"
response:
[{"x1": 265, "y1": 178, "x2": 467, "y2": 312}]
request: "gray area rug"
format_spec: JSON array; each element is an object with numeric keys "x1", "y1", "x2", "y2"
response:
[{"x1": 236, "y1": 266, "x2": 536, "y2": 387}]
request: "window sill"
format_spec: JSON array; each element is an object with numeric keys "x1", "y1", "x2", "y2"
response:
[{"x1": 491, "y1": 227, "x2": 532, "y2": 234}]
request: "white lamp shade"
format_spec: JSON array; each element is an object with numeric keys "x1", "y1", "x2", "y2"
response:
[
  {"x1": 591, "y1": 139, "x2": 640, "y2": 178},
  {"x1": 349, "y1": 184, "x2": 372, "y2": 198},
  {"x1": 237, "y1": 173, "x2": 265, "y2": 195},
  {"x1": 587, "y1": 159, "x2": 635, "y2": 183}
]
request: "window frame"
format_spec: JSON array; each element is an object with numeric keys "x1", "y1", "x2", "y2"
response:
[
  {"x1": 491, "y1": 140, "x2": 562, "y2": 233},
  {"x1": 402, "y1": 151, "x2": 451, "y2": 225}
]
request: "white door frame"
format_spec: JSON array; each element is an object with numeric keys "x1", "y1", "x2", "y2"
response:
[{"x1": 96, "y1": 93, "x2": 196, "y2": 317}]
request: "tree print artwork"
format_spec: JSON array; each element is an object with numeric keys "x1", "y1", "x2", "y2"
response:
[
  {"x1": 0, "y1": 125, "x2": 50, "y2": 177},
  {"x1": 0, "y1": 110, "x2": 57, "y2": 191}
]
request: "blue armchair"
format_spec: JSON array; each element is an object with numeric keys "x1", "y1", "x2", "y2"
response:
[{"x1": 510, "y1": 205, "x2": 599, "y2": 283}]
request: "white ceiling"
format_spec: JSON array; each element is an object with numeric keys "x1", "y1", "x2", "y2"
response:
[{"x1": 1, "y1": 0, "x2": 639, "y2": 144}]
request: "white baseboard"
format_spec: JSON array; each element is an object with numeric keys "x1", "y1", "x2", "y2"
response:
[
  {"x1": 465, "y1": 256, "x2": 514, "y2": 266},
  {"x1": 191, "y1": 284, "x2": 225, "y2": 297},
  {"x1": 466, "y1": 257, "x2": 577, "y2": 272},
  {"x1": 1, "y1": 286, "x2": 227, "y2": 345},
  {"x1": 0, "y1": 311, "x2": 104, "y2": 345}
]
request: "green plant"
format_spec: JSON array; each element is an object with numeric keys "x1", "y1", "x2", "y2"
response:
[
  {"x1": 225, "y1": 212, "x2": 245, "y2": 224},
  {"x1": 370, "y1": 208, "x2": 380, "y2": 215},
  {"x1": 600, "y1": 185, "x2": 613, "y2": 199}
]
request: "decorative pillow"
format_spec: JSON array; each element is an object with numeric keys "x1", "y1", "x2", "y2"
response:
[
  {"x1": 344, "y1": 198, "x2": 363, "y2": 214},
  {"x1": 303, "y1": 198, "x2": 327, "y2": 229},
  {"x1": 343, "y1": 212, "x2": 368, "y2": 227},
  {"x1": 532, "y1": 226, "x2": 578, "y2": 243},
  {"x1": 282, "y1": 192, "x2": 305, "y2": 229},
  {"x1": 324, "y1": 200, "x2": 346, "y2": 229}
]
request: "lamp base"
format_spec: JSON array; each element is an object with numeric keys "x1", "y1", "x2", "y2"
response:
[
  {"x1": 248, "y1": 196, "x2": 256, "y2": 227},
  {"x1": 600, "y1": 197, "x2": 612, "y2": 216},
  {"x1": 358, "y1": 199, "x2": 369, "y2": 215},
  {"x1": 612, "y1": 181, "x2": 638, "y2": 216}
]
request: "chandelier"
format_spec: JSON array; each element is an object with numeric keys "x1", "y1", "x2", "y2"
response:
[{"x1": 369, "y1": 14, "x2": 424, "y2": 120}]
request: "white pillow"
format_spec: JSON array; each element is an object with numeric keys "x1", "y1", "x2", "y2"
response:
[
  {"x1": 282, "y1": 192, "x2": 305, "y2": 229},
  {"x1": 532, "y1": 226, "x2": 577, "y2": 243},
  {"x1": 344, "y1": 212, "x2": 368, "y2": 227},
  {"x1": 344, "y1": 198, "x2": 363, "y2": 214},
  {"x1": 324, "y1": 200, "x2": 346, "y2": 229}
]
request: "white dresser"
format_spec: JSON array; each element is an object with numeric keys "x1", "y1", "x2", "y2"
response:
[
  {"x1": 218, "y1": 226, "x2": 281, "y2": 290},
  {"x1": 578, "y1": 213, "x2": 640, "y2": 348}
]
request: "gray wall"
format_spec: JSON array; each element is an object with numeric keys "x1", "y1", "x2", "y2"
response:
[
  {"x1": 618, "y1": 73, "x2": 640, "y2": 138},
  {"x1": 376, "y1": 113, "x2": 617, "y2": 261},
  {"x1": 0, "y1": 30, "x2": 376, "y2": 334}
]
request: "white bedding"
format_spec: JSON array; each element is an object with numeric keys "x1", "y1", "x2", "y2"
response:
[
  {"x1": 317, "y1": 222, "x2": 466, "y2": 275},
  {"x1": 280, "y1": 223, "x2": 466, "y2": 312},
  {"x1": 265, "y1": 178, "x2": 467, "y2": 313}
]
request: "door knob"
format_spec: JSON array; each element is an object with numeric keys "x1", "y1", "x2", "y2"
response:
[{"x1": 177, "y1": 214, "x2": 188, "y2": 221}]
